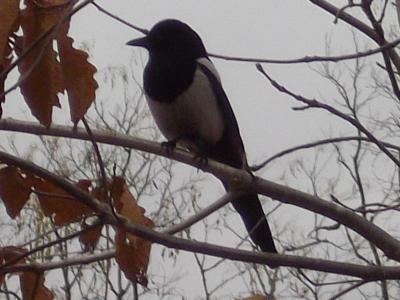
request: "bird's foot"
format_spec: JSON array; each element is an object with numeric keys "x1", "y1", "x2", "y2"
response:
[
  {"x1": 161, "y1": 139, "x2": 177, "y2": 156},
  {"x1": 193, "y1": 151, "x2": 209, "y2": 168},
  {"x1": 244, "y1": 164, "x2": 255, "y2": 179}
]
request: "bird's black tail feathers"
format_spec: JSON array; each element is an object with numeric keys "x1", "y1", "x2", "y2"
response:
[
  {"x1": 208, "y1": 132, "x2": 277, "y2": 253},
  {"x1": 231, "y1": 192, "x2": 277, "y2": 253}
]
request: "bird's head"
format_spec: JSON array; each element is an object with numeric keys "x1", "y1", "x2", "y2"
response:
[{"x1": 127, "y1": 19, "x2": 207, "y2": 60}]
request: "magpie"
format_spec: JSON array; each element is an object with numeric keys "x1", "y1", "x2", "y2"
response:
[{"x1": 127, "y1": 19, "x2": 277, "y2": 253}]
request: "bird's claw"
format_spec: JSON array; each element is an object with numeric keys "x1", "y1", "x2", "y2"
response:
[
  {"x1": 244, "y1": 165, "x2": 255, "y2": 179},
  {"x1": 161, "y1": 140, "x2": 177, "y2": 156},
  {"x1": 193, "y1": 151, "x2": 208, "y2": 168}
]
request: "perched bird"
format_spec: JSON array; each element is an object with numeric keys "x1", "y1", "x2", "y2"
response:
[{"x1": 127, "y1": 19, "x2": 277, "y2": 253}]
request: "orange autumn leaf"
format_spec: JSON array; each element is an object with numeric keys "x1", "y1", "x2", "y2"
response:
[
  {"x1": 111, "y1": 177, "x2": 153, "y2": 227},
  {"x1": 115, "y1": 229, "x2": 151, "y2": 286},
  {"x1": 0, "y1": 0, "x2": 19, "y2": 104},
  {"x1": 0, "y1": 43, "x2": 12, "y2": 108},
  {"x1": 34, "y1": 179, "x2": 93, "y2": 225},
  {"x1": 79, "y1": 224, "x2": 103, "y2": 252},
  {"x1": 32, "y1": 0, "x2": 72, "y2": 8},
  {"x1": 18, "y1": 3, "x2": 67, "y2": 126},
  {"x1": 56, "y1": 23, "x2": 98, "y2": 124},
  {"x1": 0, "y1": 246, "x2": 27, "y2": 263},
  {"x1": 20, "y1": 272, "x2": 54, "y2": 300},
  {"x1": 0, "y1": 0, "x2": 19, "y2": 63},
  {"x1": 0, "y1": 166, "x2": 33, "y2": 218},
  {"x1": 77, "y1": 179, "x2": 103, "y2": 251},
  {"x1": 110, "y1": 176, "x2": 125, "y2": 210},
  {"x1": 112, "y1": 177, "x2": 154, "y2": 287},
  {"x1": 5, "y1": 0, "x2": 97, "y2": 125},
  {"x1": 0, "y1": 246, "x2": 27, "y2": 286},
  {"x1": 0, "y1": 247, "x2": 54, "y2": 299}
]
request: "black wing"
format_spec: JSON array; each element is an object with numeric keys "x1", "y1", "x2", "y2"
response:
[{"x1": 197, "y1": 60, "x2": 246, "y2": 169}]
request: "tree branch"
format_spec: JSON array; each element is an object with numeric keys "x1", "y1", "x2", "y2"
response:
[
  {"x1": 256, "y1": 64, "x2": 400, "y2": 168},
  {"x1": 1, "y1": 118, "x2": 400, "y2": 261},
  {"x1": 308, "y1": 0, "x2": 400, "y2": 72},
  {"x1": 252, "y1": 136, "x2": 400, "y2": 171}
]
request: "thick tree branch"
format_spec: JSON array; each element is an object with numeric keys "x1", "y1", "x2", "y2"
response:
[
  {"x1": 2, "y1": 244, "x2": 400, "y2": 282},
  {"x1": 1, "y1": 149, "x2": 400, "y2": 278},
  {"x1": 1, "y1": 119, "x2": 400, "y2": 261}
]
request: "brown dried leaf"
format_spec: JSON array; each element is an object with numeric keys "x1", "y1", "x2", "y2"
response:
[
  {"x1": 0, "y1": 247, "x2": 54, "y2": 299},
  {"x1": 241, "y1": 295, "x2": 269, "y2": 300},
  {"x1": 0, "y1": 246, "x2": 27, "y2": 286},
  {"x1": 0, "y1": 0, "x2": 18, "y2": 62},
  {"x1": 57, "y1": 25, "x2": 98, "y2": 124},
  {"x1": 112, "y1": 177, "x2": 154, "y2": 286},
  {"x1": 20, "y1": 272, "x2": 54, "y2": 300},
  {"x1": 111, "y1": 177, "x2": 154, "y2": 242},
  {"x1": 115, "y1": 229, "x2": 151, "y2": 286},
  {"x1": 32, "y1": 0, "x2": 72, "y2": 8},
  {"x1": 18, "y1": 3, "x2": 67, "y2": 126},
  {"x1": 110, "y1": 176, "x2": 125, "y2": 210},
  {"x1": 0, "y1": 246, "x2": 27, "y2": 263},
  {"x1": 34, "y1": 179, "x2": 93, "y2": 225},
  {"x1": 0, "y1": 0, "x2": 19, "y2": 104},
  {"x1": 0, "y1": 166, "x2": 33, "y2": 218},
  {"x1": 79, "y1": 224, "x2": 103, "y2": 252},
  {"x1": 0, "y1": 46, "x2": 11, "y2": 107}
]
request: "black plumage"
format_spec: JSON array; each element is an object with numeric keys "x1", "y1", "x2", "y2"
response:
[{"x1": 127, "y1": 19, "x2": 277, "y2": 253}]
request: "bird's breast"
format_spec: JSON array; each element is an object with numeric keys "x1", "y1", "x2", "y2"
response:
[{"x1": 146, "y1": 62, "x2": 225, "y2": 148}]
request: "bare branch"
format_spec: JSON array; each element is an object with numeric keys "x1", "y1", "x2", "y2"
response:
[
  {"x1": 252, "y1": 136, "x2": 400, "y2": 171},
  {"x1": 163, "y1": 192, "x2": 243, "y2": 235},
  {"x1": 256, "y1": 64, "x2": 400, "y2": 168},
  {"x1": 1, "y1": 119, "x2": 400, "y2": 261}
]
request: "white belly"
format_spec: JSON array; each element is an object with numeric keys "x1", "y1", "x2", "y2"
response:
[{"x1": 146, "y1": 59, "x2": 225, "y2": 148}]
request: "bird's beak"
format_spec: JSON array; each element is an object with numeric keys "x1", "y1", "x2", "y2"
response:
[{"x1": 126, "y1": 36, "x2": 148, "y2": 48}]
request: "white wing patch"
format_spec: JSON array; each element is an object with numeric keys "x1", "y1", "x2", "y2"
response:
[
  {"x1": 146, "y1": 58, "x2": 225, "y2": 149},
  {"x1": 197, "y1": 57, "x2": 221, "y2": 83}
]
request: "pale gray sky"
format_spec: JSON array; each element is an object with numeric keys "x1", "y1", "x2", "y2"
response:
[{"x1": 2, "y1": 1, "x2": 395, "y2": 298}]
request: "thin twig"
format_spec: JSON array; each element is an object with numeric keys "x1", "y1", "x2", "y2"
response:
[
  {"x1": 256, "y1": 63, "x2": 400, "y2": 168},
  {"x1": 252, "y1": 136, "x2": 400, "y2": 171},
  {"x1": 210, "y1": 37, "x2": 400, "y2": 64},
  {"x1": 329, "y1": 280, "x2": 370, "y2": 300},
  {"x1": 91, "y1": 2, "x2": 148, "y2": 34},
  {"x1": 163, "y1": 192, "x2": 243, "y2": 235},
  {"x1": 88, "y1": 2, "x2": 400, "y2": 66},
  {"x1": 0, "y1": 222, "x2": 102, "y2": 272},
  {"x1": 82, "y1": 117, "x2": 117, "y2": 217}
]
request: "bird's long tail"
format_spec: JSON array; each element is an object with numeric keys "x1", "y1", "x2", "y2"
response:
[
  {"x1": 230, "y1": 192, "x2": 277, "y2": 253},
  {"x1": 206, "y1": 128, "x2": 277, "y2": 252}
]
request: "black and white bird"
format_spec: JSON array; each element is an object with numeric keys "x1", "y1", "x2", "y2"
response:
[{"x1": 127, "y1": 19, "x2": 277, "y2": 253}]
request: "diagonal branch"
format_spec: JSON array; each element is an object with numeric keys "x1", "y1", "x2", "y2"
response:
[
  {"x1": 256, "y1": 63, "x2": 400, "y2": 168},
  {"x1": 2, "y1": 150, "x2": 400, "y2": 278},
  {"x1": 94, "y1": 3, "x2": 400, "y2": 66},
  {"x1": 209, "y1": 37, "x2": 400, "y2": 64},
  {"x1": 308, "y1": 0, "x2": 400, "y2": 72},
  {"x1": 163, "y1": 192, "x2": 243, "y2": 235},
  {"x1": 252, "y1": 136, "x2": 400, "y2": 171},
  {"x1": 1, "y1": 118, "x2": 400, "y2": 261}
]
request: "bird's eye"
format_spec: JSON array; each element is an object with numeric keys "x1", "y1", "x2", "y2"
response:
[{"x1": 154, "y1": 35, "x2": 167, "y2": 46}]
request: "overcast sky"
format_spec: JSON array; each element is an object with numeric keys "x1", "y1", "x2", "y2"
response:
[{"x1": 2, "y1": 1, "x2": 394, "y2": 298}]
